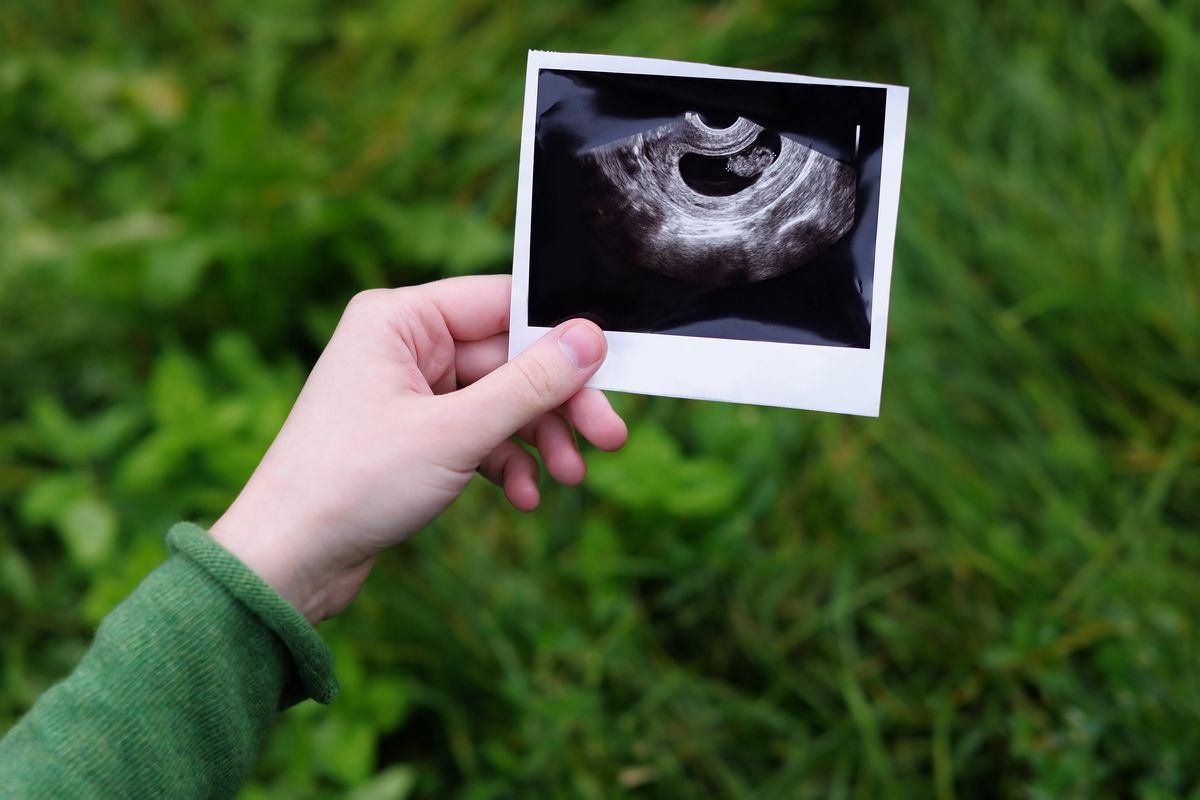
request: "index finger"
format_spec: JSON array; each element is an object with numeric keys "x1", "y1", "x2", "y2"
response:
[{"x1": 415, "y1": 274, "x2": 512, "y2": 342}]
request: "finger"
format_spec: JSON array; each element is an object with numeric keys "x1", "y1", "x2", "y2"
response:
[
  {"x1": 413, "y1": 275, "x2": 512, "y2": 342},
  {"x1": 430, "y1": 361, "x2": 458, "y2": 396},
  {"x1": 563, "y1": 388, "x2": 628, "y2": 452},
  {"x1": 478, "y1": 440, "x2": 540, "y2": 512},
  {"x1": 447, "y1": 319, "x2": 607, "y2": 456},
  {"x1": 516, "y1": 417, "x2": 539, "y2": 445},
  {"x1": 514, "y1": 392, "x2": 625, "y2": 453},
  {"x1": 454, "y1": 333, "x2": 508, "y2": 387},
  {"x1": 533, "y1": 412, "x2": 586, "y2": 486}
]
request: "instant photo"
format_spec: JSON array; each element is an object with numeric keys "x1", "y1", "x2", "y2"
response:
[{"x1": 510, "y1": 52, "x2": 909, "y2": 415}]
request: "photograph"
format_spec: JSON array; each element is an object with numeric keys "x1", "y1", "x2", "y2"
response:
[
  {"x1": 5, "y1": 6, "x2": 1192, "y2": 797},
  {"x1": 510, "y1": 52, "x2": 909, "y2": 414}
]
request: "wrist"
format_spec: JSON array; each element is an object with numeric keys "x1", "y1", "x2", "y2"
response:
[
  {"x1": 209, "y1": 481, "x2": 375, "y2": 624},
  {"x1": 208, "y1": 506, "x2": 326, "y2": 624}
]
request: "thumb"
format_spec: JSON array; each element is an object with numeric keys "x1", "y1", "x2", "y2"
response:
[{"x1": 448, "y1": 319, "x2": 607, "y2": 454}]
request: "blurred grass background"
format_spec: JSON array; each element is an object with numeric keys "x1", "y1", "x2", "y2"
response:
[{"x1": 1, "y1": 1, "x2": 1198, "y2": 797}]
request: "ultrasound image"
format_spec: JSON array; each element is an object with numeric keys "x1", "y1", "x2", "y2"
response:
[
  {"x1": 529, "y1": 70, "x2": 887, "y2": 348},
  {"x1": 582, "y1": 113, "x2": 855, "y2": 286}
]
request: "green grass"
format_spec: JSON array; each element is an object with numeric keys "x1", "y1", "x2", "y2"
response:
[{"x1": 1, "y1": 1, "x2": 1198, "y2": 797}]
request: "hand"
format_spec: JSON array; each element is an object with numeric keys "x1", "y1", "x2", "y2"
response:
[{"x1": 209, "y1": 275, "x2": 627, "y2": 622}]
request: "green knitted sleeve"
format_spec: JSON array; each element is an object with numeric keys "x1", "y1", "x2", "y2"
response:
[{"x1": 0, "y1": 522, "x2": 338, "y2": 799}]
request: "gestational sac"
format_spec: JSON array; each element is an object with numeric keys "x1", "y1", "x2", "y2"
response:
[{"x1": 580, "y1": 113, "x2": 855, "y2": 287}]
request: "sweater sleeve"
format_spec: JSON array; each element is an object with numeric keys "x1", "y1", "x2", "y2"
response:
[{"x1": 0, "y1": 522, "x2": 339, "y2": 799}]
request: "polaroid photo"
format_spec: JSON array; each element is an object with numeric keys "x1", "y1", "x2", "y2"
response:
[{"x1": 508, "y1": 51, "x2": 909, "y2": 416}]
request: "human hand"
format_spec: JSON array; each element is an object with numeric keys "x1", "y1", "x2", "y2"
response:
[{"x1": 208, "y1": 275, "x2": 627, "y2": 622}]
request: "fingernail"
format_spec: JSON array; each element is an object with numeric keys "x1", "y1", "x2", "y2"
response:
[{"x1": 558, "y1": 322, "x2": 604, "y2": 369}]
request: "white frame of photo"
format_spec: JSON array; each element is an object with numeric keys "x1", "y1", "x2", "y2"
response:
[{"x1": 508, "y1": 51, "x2": 909, "y2": 416}]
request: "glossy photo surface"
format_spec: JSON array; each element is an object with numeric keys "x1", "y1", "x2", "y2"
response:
[{"x1": 529, "y1": 69, "x2": 887, "y2": 348}]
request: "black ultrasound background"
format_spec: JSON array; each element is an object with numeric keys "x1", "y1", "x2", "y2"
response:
[{"x1": 528, "y1": 69, "x2": 887, "y2": 348}]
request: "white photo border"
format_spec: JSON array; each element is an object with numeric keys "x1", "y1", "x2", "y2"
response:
[{"x1": 508, "y1": 51, "x2": 909, "y2": 416}]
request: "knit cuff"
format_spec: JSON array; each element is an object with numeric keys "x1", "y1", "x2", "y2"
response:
[{"x1": 166, "y1": 522, "x2": 339, "y2": 705}]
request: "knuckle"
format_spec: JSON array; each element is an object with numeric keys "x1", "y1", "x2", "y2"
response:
[
  {"x1": 513, "y1": 358, "x2": 558, "y2": 402},
  {"x1": 345, "y1": 288, "x2": 391, "y2": 318}
]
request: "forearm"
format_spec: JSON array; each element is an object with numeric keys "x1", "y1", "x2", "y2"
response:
[{"x1": 0, "y1": 523, "x2": 337, "y2": 799}]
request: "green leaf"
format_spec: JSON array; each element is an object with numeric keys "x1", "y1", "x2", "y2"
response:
[
  {"x1": 0, "y1": 543, "x2": 37, "y2": 607},
  {"x1": 313, "y1": 717, "x2": 377, "y2": 787},
  {"x1": 662, "y1": 460, "x2": 743, "y2": 518},
  {"x1": 115, "y1": 430, "x2": 193, "y2": 491},
  {"x1": 587, "y1": 423, "x2": 742, "y2": 517},
  {"x1": 346, "y1": 765, "x2": 417, "y2": 800},
  {"x1": 361, "y1": 678, "x2": 411, "y2": 731},
  {"x1": 364, "y1": 199, "x2": 509, "y2": 275},
  {"x1": 27, "y1": 395, "x2": 85, "y2": 464},
  {"x1": 143, "y1": 237, "x2": 213, "y2": 307},
  {"x1": 210, "y1": 331, "x2": 264, "y2": 388},
  {"x1": 79, "y1": 404, "x2": 145, "y2": 460},
  {"x1": 148, "y1": 349, "x2": 208, "y2": 428},
  {"x1": 19, "y1": 472, "x2": 90, "y2": 527},
  {"x1": 57, "y1": 496, "x2": 118, "y2": 568},
  {"x1": 574, "y1": 518, "x2": 621, "y2": 587}
]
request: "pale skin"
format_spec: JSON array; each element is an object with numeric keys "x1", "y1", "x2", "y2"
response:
[{"x1": 209, "y1": 275, "x2": 628, "y2": 623}]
